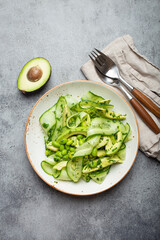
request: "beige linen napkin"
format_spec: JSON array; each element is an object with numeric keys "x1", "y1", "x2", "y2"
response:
[{"x1": 81, "y1": 35, "x2": 160, "y2": 160}]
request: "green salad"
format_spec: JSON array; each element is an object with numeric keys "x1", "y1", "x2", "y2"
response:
[{"x1": 39, "y1": 91, "x2": 132, "y2": 184}]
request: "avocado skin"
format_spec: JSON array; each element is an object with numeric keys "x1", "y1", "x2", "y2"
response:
[
  {"x1": 17, "y1": 57, "x2": 51, "y2": 94},
  {"x1": 19, "y1": 77, "x2": 51, "y2": 95}
]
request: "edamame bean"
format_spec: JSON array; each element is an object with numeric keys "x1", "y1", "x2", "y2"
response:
[
  {"x1": 85, "y1": 175, "x2": 90, "y2": 182},
  {"x1": 71, "y1": 138, "x2": 77, "y2": 146},
  {"x1": 60, "y1": 139, "x2": 67, "y2": 145},
  {"x1": 52, "y1": 141, "x2": 60, "y2": 148},
  {"x1": 54, "y1": 156, "x2": 60, "y2": 162},
  {"x1": 79, "y1": 139, "x2": 85, "y2": 145},
  {"x1": 89, "y1": 161, "x2": 97, "y2": 168},
  {"x1": 77, "y1": 134, "x2": 83, "y2": 140},
  {"x1": 65, "y1": 145, "x2": 70, "y2": 150},
  {"x1": 92, "y1": 147, "x2": 97, "y2": 157},
  {"x1": 60, "y1": 145, "x2": 65, "y2": 151},
  {"x1": 56, "y1": 151, "x2": 62, "y2": 158},
  {"x1": 45, "y1": 150, "x2": 52, "y2": 156},
  {"x1": 62, "y1": 149, "x2": 67, "y2": 155},
  {"x1": 66, "y1": 139, "x2": 73, "y2": 146},
  {"x1": 70, "y1": 147, "x2": 75, "y2": 152},
  {"x1": 63, "y1": 154, "x2": 69, "y2": 160}
]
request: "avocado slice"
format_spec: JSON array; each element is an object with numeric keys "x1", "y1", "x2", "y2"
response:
[
  {"x1": 17, "y1": 57, "x2": 51, "y2": 93},
  {"x1": 97, "y1": 136, "x2": 109, "y2": 149},
  {"x1": 105, "y1": 131, "x2": 123, "y2": 155},
  {"x1": 56, "y1": 127, "x2": 87, "y2": 142},
  {"x1": 82, "y1": 156, "x2": 122, "y2": 174},
  {"x1": 96, "y1": 107, "x2": 126, "y2": 120},
  {"x1": 97, "y1": 150, "x2": 106, "y2": 157}
]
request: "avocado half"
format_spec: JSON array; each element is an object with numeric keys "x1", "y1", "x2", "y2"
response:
[{"x1": 17, "y1": 57, "x2": 51, "y2": 93}]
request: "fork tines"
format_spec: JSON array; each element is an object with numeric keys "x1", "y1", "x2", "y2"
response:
[{"x1": 89, "y1": 49, "x2": 105, "y2": 66}]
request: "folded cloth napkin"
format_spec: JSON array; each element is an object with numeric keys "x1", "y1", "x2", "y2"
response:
[{"x1": 81, "y1": 35, "x2": 160, "y2": 161}]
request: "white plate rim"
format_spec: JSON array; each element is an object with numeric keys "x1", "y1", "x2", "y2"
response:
[{"x1": 25, "y1": 80, "x2": 139, "y2": 196}]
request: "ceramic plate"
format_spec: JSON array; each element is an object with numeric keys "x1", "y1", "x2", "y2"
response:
[{"x1": 25, "y1": 80, "x2": 139, "y2": 196}]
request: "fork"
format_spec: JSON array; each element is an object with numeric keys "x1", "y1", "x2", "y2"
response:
[
  {"x1": 89, "y1": 50, "x2": 160, "y2": 134},
  {"x1": 91, "y1": 48, "x2": 160, "y2": 118}
]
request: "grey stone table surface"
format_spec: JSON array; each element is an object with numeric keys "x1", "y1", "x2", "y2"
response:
[{"x1": 0, "y1": 0, "x2": 160, "y2": 239}]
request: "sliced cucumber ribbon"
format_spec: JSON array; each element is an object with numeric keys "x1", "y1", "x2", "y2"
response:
[
  {"x1": 52, "y1": 96, "x2": 71, "y2": 141},
  {"x1": 64, "y1": 94, "x2": 78, "y2": 108},
  {"x1": 81, "y1": 91, "x2": 105, "y2": 102},
  {"x1": 56, "y1": 168, "x2": 71, "y2": 181},
  {"x1": 41, "y1": 161, "x2": 58, "y2": 176},
  {"x1": 73, "y1": 135, "x2": 100, "y2": 158},
  {"x1": 67, "y1": 112, "x2": 90, "y2": 129},
  {"x1": 39, "y1": 104, "x2": 56, "y2": 134},
  {"x1": 53, "y1": 161, "x2": 68, "y2": 170},
  {"x1": 87, "y1": 117, "x2": 118, "y2": 137},
  {"x1": 90, "y1": 166, "x2": 111, "y2": 184},
  {"x1": 67, "y1": 157, "x2": 83, "y2": 182}
]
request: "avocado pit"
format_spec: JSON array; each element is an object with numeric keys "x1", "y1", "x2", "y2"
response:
[
  {"x1": 27, "y1": 66, "x2": 43, "y2": 82},
  {"x1": 17, "y1": 57, "x2": 51, "y2": 93}
]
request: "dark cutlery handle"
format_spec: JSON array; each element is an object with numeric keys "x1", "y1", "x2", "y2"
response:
[
  {"x1": 130, "y1": 98, "x2": 160, "y2": 134},
  {"x1": 132, "y1": 88, "x2": 160, "y2": 118}
]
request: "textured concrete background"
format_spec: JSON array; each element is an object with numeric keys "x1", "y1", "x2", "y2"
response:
[{"x1": 0, "y1": 0, "x2": 160, "y2": 239}]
